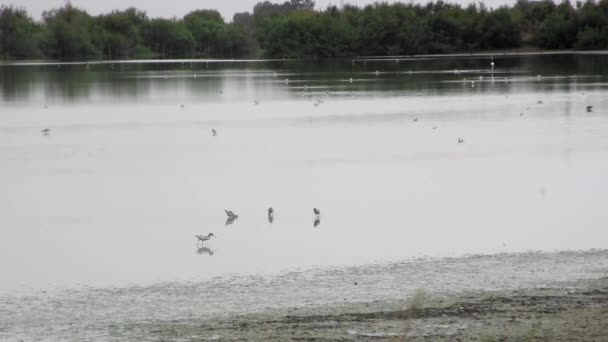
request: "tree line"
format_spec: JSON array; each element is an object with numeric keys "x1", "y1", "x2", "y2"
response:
[{"x1": 1, "y1": 0, "x2": 607, "y2": 60}]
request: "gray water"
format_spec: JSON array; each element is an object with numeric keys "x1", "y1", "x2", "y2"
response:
[{"x1": 1, "y1": 54, "x2": 608, "y2": 296}]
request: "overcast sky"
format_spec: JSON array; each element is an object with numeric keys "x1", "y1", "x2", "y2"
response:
[{"x1": 6, "y1": 0, "x2": 516, "y2": 21}]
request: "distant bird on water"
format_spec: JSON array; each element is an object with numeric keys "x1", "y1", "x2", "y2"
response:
[
  {"x1": 225, "y1": 210, "x2": 238, "y2": 219},
  {"x1": 458, "y1": 138, "x2": 464, "y2": 143},
  {"x1": 225, "y1": 210, "x2": 238, "y2": 226},
  {"x1": 212, "y1": 129, "x2": 217, "y2": 136},
  {"x1": 195, "y1": 233, "x2": 215, "y2": 243},
  {"x1": 268, "y1": 207, "x2": 274, "y2": 223},
  {"x1": 313, "y1": 208, "x2": 320, "y2": 216},
  {"x1": 41, "y1": 128, "x2": 51, "y2": 136},
  {"x1": 587, "y1": 105, "x2": 593, "y2": 112}
]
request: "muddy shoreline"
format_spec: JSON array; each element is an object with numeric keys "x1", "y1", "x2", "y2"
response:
[
  {"x1": 2, "y1": 250, "x2": 607, "y2": 341},
  {"x1": 140, "y1": 277, "x2": 608, "y2": 341}
]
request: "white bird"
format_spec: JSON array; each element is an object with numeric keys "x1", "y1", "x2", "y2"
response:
[
  {"x1": 195, "y1": 233, "x2": 215, "y2": 243},
  {"x1": 349, "y1": 78, "x2": 353, "y2": 84}
]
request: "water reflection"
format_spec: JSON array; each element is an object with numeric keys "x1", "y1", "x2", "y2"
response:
[
  {"x1": 1, "y1": 54, "x2": 607, "y2": 104},
  {"x1": 314, "y1": 217, "x2": 321, "y2": 228},
  {"x1": 196, "y1": 246, "x2": 215, "y2": 256}
]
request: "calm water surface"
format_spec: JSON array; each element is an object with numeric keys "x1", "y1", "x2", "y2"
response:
[{"x1": 1, "y1": 54, "x2": 608, "y2": 294}]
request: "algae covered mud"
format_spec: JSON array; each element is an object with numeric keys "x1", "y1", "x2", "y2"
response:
[{"x1": 1, "y1": 54, "x2": 608, "y2": 339}]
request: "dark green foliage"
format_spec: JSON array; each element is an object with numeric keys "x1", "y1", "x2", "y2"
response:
[
  {"x1": 0, "y1": 5, "x2": 42, "y2": 58},
  {"x1": 1, "y1": 0, "x2": 608, "y2": 60},
  {"x1": 141, "y1": 18, "x2": 195, "y2": 57},
  {"x1": 42, "y1": 4, "x2": 100, "y2": 59}
]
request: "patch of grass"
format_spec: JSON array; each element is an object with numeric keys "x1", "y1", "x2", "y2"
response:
[{"x1": 405, "y1": 289, "x2": 428, "y2": 316}]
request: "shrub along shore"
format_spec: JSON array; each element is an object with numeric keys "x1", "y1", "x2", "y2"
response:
[{"x1": 1, "y1": 0, "x2": 607, "y2": 60}]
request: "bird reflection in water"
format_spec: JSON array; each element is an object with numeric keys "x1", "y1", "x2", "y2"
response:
[
  {"x1": 225, "y1": 210, "x2": 238, "y2": 226},
  {"x1": 196, "y1": 246, "x2": 215, "y2": 256},
  {"x1": 314, "y1": 217, "x2": 321, "y2": 227},
  {"x1": 225, "y1": 216, "x2": 237, "y2": 226}
]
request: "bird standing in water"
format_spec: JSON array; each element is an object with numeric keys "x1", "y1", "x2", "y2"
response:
[{"x1": 195, "y1": 233, "x2": 215, "y2": 243}]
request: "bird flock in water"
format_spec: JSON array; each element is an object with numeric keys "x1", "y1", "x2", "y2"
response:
[
  {"x1": 196, "y1": 207, "x2": 321, "y2": 246},
  {"x1": 37, "y1": 59, "x2": 598, "y2": 247}
]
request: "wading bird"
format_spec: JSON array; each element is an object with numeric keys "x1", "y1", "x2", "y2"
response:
[{"x1": 195, "y1": 233, "x2": 215, "y2": 243}]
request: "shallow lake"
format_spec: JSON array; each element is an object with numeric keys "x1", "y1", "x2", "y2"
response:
[{"x1": 1, "y1": 53, "x2": 608, "y2": 295}]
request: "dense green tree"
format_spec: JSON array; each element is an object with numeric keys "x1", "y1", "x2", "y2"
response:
[
  {"x1": 41, "y1": 4, "x2": 100, "y2": 59},
  {"x1": 537, "y1": 1, "x2": 578, "y2": 49},
  {"x1": 0, "y1": 5, "x2": 42, "y2": 58},
  {"x1": 141, "y1": 18, "x2": 194, "y2": 57},
  {"x1": 96, "y1": 8, "x2": 146, "y2": 58},
  {"x1": 2, "y1": 0, "x2": 608, "y2": 60},
  {"x1": 184, "y1": 10, "x2": 225, "y2": 57}
]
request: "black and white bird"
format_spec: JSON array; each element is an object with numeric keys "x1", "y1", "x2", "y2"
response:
[
  {"x1": 195, "y1": 233, "x2": 215, "y2": 243},
  {"x1": 587, "y1": 105, "x2": 593, "y2": 112},
  {"x1": 225, "y1": 210, "x2": 238, "y2": 219},
  {"x1": 41, "y1": 128, "x2": 51, "y2": 136},
  {"x1": 268, "y1": 207, "x2": 274, "y2": 218}
]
